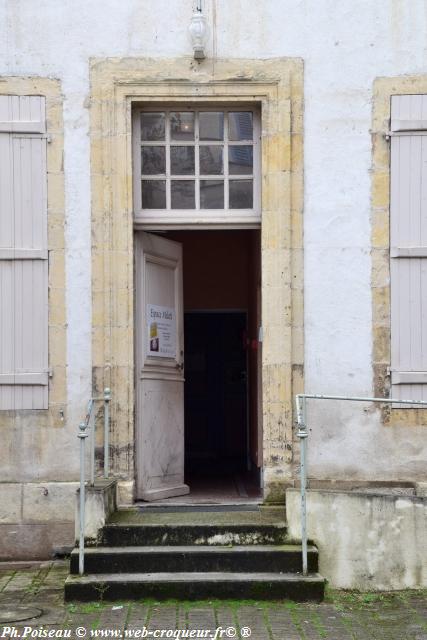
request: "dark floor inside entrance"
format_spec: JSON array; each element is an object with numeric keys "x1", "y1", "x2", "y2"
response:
[{"x1": 136, "y1": 471, "x2": 261, "y2": 506}]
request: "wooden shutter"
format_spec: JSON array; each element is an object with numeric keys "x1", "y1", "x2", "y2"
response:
[
  {"x1": 390, "y1": 95, "x2": 427, "y2": 402},
  {"x1": 0, "y1": 96, "x2": 48, "y2": 410}
]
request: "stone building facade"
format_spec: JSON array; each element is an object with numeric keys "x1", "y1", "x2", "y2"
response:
[{"x1": 0, "y1": 1, "x2": 425, "y2": 588}]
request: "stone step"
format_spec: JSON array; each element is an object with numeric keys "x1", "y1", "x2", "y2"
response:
[
  {"x1": 64, "y1": 571, "x2": 325, "y2": 602},
  {"x1": 69, "y1": 544, "x2": 318, "y2": 575},
  {"x1": 102, "y1": 508, "x2": 288, "y2": 546}
]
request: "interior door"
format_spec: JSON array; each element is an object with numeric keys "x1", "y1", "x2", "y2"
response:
[{"x1": 135, "y1": 232, "x2": 189, "y2": 501}]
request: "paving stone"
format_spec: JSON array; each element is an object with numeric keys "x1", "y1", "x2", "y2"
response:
[
  {"x1": 315, "y1": 605, "x2": 355, "y2": 639},
  {"x1": 267, "y1": 608, "x2": 303, "y2": 639},
  {"x1": 215, "y1": 602, "x2": 236, "y2": 630},
  {"x1": 0, "y1": 572, "x2": 14, "y2": 592},
  {"x1": 148, "y1": 605, "x2": 177, "y2": 631},
  {"x1": 236, "y1": 605, "x2": 271, "y2": 640},
  {"x1": 98, "y1": 604, "x2": 129, "y2": 628},
  {"x1": 3, "y1": 570, "x2": 39, "y2": 592},
  {"x1": 68, "y1": 612, "x2": 105, "y2": 634},
  {"x1": 125, "y1": 602, "x2": 150, "y2": 629},
  {"x1": 186, "y1": 606, "x2": 216, "y2": 631},
  {"x1": 293, "y1": 605, "x2": 324, "y2": 639}
]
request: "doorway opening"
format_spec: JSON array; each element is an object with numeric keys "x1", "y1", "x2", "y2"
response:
[{"x1": 162, "y1": 229, "x2": 262, "y2": 503}]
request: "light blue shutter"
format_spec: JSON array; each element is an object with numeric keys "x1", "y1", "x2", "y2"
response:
[
  {"x1": 0, "y1": 95, "x2": 48, "y2": 409},
  {"x1": 390, "y1": 95, "x2": 427, "y2": 402}
]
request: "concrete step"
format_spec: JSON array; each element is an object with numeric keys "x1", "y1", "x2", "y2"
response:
[
  {"x1": 69, "y1": 544, "x2": 318, "y2": 575},
  {"x1": 102, "y1": 508, "x2": 288, "y2": 546},
  {"x1": 64, "y1": 571, "x2": 325, "y2": 602}
]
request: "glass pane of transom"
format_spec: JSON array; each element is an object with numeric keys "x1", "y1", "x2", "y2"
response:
[
  {"x1": 229, "y1": 179, "x2": 253, "y2": 209},
  {"x1": 171, "y1": 112, "x2": 195, "y2": 141},
  {"x1": 229, "y1": 146, "x2": 253, "y2": 174},
  {"x1": 228, "y1": 112, "x2": 253, "y2": 141},
  {"x1": 171, "y1": 180, "x2": 195, "y2": 209},
  {"x1": 171, "y1": 146, "x2": 195, "y2": 175},
  {"x1": 200, "y1": 180, "x2": 224, "y2": 209},
  {"x1": 141, "y1": 180, "x2": 166, "y2": 208},
  {"x1": 199, "y1": 112, "x2": 224, "y2": 140},
  {"x1": 141, "y1": 113, "x2": 165, "y2": 141},
  {"x1": 199, "y1": 146, "x2": 223, "y2": 175},
  {"x1": 141, "y1": 146, "x2": 166, "y2": 175}
]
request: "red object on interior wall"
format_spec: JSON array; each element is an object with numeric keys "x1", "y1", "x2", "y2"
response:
[{"x1": 242, "y1": 332, "x2": 259, "y2": 350}]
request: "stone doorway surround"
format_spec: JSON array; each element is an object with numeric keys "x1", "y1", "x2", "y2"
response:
[{"x1": 89, "y1": 57, "x2": 304, "y2": 504}]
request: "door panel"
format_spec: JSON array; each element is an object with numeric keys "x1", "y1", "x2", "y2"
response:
[{"x1": 135, "y1": 232, "x2": 188, "y2": 500}]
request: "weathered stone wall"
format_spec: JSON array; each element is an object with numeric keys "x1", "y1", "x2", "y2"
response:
[{"x1": 0, "y1": 482, "x2": 76, "y2": 560}]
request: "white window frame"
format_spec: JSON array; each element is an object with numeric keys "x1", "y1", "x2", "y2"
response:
[{"x1": 132, "y1": 104, "x2": 261, "y2": 229}]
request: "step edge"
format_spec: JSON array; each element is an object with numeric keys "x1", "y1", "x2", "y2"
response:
[
  {"x1": 70, "y1": 544, "x2": 317, "y2": 555},
  {"x1": 65, "y1": 571, "x2": 325, "y2": 583},
  {"x1": 104, "y1": 522, "x2": 288, "y2": 528}
]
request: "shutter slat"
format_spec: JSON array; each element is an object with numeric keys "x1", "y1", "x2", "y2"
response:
[
  {"x1": 390, "y1": 95, "x2": 427, "y2": 402},
  {"x1": 0, "y1": 95, "x2": 48, "y2": 410},
  {"x1": 410, "y1": 258, "x2": 422, "y2": 370},
  {"x1": 0, "y1": 262, "x2": 14, "y2": 409},
  {"x1": 0, "y1": 121, "x2": 45, "y2": 133},
  {"x1": 0, "y1": 96, "x2": 45, "y2": 133},
  {"x1": 0, "y1": 135, "x2": 13, "y2": 248},
  {"x1": 0, "y1": 249, "x2": 47, "y2": 259},
  {"x1": 391, "y1": 247, "x2": 427, "y2": 257},
  {"x1": 0, "y1": 373, "x2": 48, "y2": 385},
  {"x1": 392, "y1": 371, "x2": 427, "y2": 384},
  {"x1": 391, "y1": 94, "x2": 427, "y2": 131},
  {"x1": 422, "y1": 259, "x2": 427, "y2": 370}
]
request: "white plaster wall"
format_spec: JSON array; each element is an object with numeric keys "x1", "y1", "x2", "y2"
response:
[
  {"x1": 1, "y1": 0, "x2": 427, "y2": 480},
  {"x1": 286, "y1": 489, "x2": 427, "y2": 589}
]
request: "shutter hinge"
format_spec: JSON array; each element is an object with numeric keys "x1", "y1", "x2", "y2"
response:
[{"x1": 48, "y1": 368, "x2": 53, "y2": 378}]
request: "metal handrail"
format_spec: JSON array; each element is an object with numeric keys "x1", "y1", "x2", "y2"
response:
[
  {"x1": 78, "y1": 387, "x2": 111, "y2": 576},
  {"x1": 295, "y1": 393, "x2": 427, "y2": 576}
]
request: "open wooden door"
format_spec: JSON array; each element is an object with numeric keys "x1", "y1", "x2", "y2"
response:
[{"x1": 135, "y1": 232, "x2": 189, "y2": 501}]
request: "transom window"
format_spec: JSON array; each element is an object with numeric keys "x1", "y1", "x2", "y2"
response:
[{"x1": 133, "y1": 106, "x2": 261, "y2": 225}]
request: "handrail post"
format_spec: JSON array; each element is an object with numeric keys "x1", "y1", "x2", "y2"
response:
[
  {"x1": 104, "y1": 387, "x2": 111, "y2": 478},
  {"x1": 296, "y1": 394, "x2": 309, "y2": 576},
  {"x1": 77, "y1": 421, "x2": 88, "y2": 576},
  {"x1": 87, "y1": 399, "x2": 95, "y2": 487}
]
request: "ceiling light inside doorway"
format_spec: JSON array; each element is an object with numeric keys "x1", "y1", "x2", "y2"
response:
[{"x1": 189, "y1": 1, "x2": 208, "y2": 61}]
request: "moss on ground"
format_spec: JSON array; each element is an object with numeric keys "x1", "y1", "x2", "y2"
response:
[{"x1": 65, "y1": 588, "x2": 427, "y2": 614}]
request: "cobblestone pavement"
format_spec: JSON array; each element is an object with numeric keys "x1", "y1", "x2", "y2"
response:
[{"x1": 0, "y1": 562, "x2": 425, "y2": 640}]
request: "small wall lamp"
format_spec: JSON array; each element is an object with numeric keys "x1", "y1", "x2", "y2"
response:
[{"x1": 189, "y1": 2, "x2": 208, "y2": 61}]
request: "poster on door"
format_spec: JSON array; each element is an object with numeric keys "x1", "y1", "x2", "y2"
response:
[{"x1": 146, "y1": 304, "x2": 176, "y2": 358}]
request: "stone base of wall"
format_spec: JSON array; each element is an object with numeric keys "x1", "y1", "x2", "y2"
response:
[
  {"x1": 75, "y1": 479, "x2": 117, "y2": 543},
  {"x1": 0, "y1": 482, "x2": 78, "y2": 560},
  {"x1": 0, "y1": 523, "x2": 74, "y2": 560},
  {"x1": 286, "y1": 488, "x2": 426, "y2": 590}
]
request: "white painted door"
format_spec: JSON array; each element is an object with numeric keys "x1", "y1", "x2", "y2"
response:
[{"x1": 135, "y1": 232, "x2": 189, "y2": 501}]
